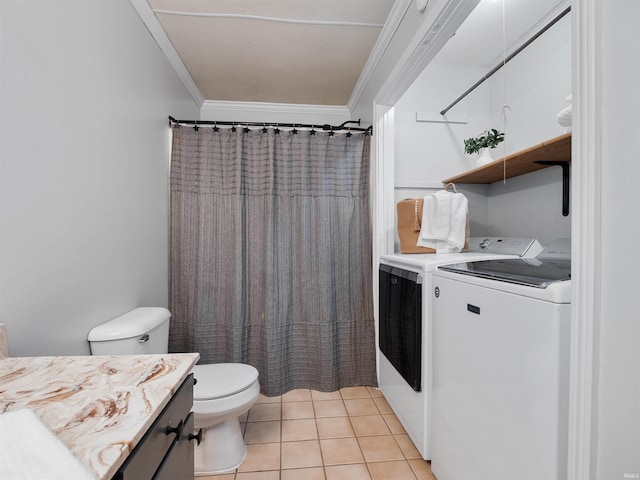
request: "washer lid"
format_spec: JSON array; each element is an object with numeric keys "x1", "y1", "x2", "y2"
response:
[
  {"x1": 192, "y1": 363, "x2": 259, "y2": 400},
  {"x1": 438, "y1": 258, "x2": 571, "y2": 288}
]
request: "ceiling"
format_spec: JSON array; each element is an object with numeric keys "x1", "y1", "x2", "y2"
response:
[
  {"x1": 433, "y1": 0, "x2": 569, "y2": 67},
  {"x1": 139, "y1": 0, "x2": 570, "y2": 107},
  {"x1": 146, "y1": 0, "x2": 395, "y2": 105}
]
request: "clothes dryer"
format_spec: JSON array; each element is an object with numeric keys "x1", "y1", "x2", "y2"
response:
[{"x1": 378, "y1": 237, "x2": 542, "y2": 459}]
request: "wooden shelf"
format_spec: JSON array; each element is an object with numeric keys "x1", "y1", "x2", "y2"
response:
[{"x1": 442, "y1": 132, "x2": 571, "y2": 184}]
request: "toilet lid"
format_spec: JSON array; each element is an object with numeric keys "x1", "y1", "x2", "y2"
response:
[{"x1": 192, "y1": 363, "x2": 259, "y2": 400}]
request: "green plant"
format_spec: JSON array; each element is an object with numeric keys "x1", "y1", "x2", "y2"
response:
[{"x1": 463, "y1": 129, "x2": 505, "y2": 155}]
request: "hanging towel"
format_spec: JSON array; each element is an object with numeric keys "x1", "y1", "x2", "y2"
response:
[
  {"x1": 417, "y1": 189, "x2": 468, "y2": 253},
  {"x1": 0, "y1": 409, "x2": 97, "y2": 480},
  {"x1": 420, "y1": 191, "x2": 452, "y2": 241}
]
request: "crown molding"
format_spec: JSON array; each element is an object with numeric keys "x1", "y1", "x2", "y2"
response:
[
  {"x1": 200, "y1": 100, "x2": 352, "y2": 123},
  {"x1": 376, "y1": 0, "x2": 480, "y2": 106},
  {"x1": 129, "y1": 0, "x2": 204, "y2": 107},
  {"x1": 348, "y1": 0, "x2": 413, "y2": 112}
]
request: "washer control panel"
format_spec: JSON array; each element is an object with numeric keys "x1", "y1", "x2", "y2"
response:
[{"x1": 467, "y1": 237, "x2": 543, "y2": 257}]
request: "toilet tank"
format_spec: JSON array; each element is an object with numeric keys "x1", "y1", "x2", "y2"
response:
[{"x1": 87, "y1": 307, "x2": 171, "y2": 355}]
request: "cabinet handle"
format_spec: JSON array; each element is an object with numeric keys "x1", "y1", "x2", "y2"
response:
[
  {"x1": 165, "y1": 419, "x2": 184, "y2": 438},
  {"x1": 189, "y1": 428, "x2": 203, "y2": 446}
]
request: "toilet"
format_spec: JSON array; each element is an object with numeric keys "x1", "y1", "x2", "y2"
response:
[{"x1": 87, "y1": 307, "x2": 260, "y2": 475}]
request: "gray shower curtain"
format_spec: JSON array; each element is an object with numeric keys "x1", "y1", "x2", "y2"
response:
[{"x1": 168, "y1": 125, "x2": 377, "y2": 396}]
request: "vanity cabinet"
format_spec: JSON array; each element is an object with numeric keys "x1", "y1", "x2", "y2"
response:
[{"x1": 113, "y1": 374, "x2": 196, "y2": 480}]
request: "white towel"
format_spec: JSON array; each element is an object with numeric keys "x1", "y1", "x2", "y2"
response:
[
  {"x1": 420, "y1": 191, "x2": 451, "y2": 241},
  {"x1": 417, "y1": 190, "x2": 468, "y2": 253},
  {"x1": 0, "y1": 409, "x2": 97, "y2": 480}
]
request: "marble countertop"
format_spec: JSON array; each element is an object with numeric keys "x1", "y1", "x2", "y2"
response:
[{"x1": 0, "y1": 353, "x2": 199, "y2": 479}]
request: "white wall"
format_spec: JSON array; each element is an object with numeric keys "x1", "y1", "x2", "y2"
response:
[
  {"x1": 393, "y1": 13, "x2": 571, "y2": 246},
  {"x1": 394, "y1": 63, "x2": 491, "y2": 185},
  {"x1": 486, "y1": 14, "x2": 572, "y2": 153},
  {"x1": 596, "y1": 1, "x2": 640, "y2": 477},
  {"x1": 390, "y1": 64, "x2": 490, "y2": 250},
  {"x1": 486, "y1": 14, "x2": 572, "y2": 245},
  {"x1": 0, "y1": 0, "x2": 199, "y2": 356}
]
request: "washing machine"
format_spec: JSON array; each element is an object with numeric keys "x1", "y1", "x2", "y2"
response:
[
  {"x1": 430, "y1": 239, "x2": 571, "y2": 479},
  {"x1": 378, "y1": 237, "x2": 542, "y2": 460}
]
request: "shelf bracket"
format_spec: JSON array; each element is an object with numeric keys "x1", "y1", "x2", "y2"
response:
[{"x1": 535, "y1": 161, "x2": 571, "y2": 216}]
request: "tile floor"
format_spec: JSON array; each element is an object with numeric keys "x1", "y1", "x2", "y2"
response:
[{"x1": 197, "y1": 386, "x2": 436, "y2": 480}]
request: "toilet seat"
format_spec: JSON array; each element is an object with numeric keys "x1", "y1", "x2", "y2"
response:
[{"x1": 193, "y1": 363, "x2": 259, "y2": 401}]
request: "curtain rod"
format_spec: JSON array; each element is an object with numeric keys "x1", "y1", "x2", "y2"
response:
[
  {"x1": 168, "y1": 116, "x2": 372, "y2": 134},
  {"x1": 440, "y1": 5, "x2": 571, "y2": 116}
]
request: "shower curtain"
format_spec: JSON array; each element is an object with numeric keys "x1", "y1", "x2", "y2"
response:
[{"x1": 168, "y1": 125, "x2": 377, "y2": 396}]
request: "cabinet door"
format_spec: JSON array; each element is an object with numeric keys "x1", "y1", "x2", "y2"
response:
[
  {"x1": 113, "y1": 374, "x2": 194, "y2": 480},
  {"x1": 153, "y1": 412, "x2": 195, "y2": 480}
]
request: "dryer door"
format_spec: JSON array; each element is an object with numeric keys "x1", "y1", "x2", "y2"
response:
[{"x1": 378, "y1": 264, "x2": 422, "y2": 391}]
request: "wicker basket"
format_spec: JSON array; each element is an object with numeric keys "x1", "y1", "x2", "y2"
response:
[{"x1": 396, "y1": 190, "x2": 470, "y2": 254}]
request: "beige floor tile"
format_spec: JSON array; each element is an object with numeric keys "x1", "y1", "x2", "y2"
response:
[
  {"x1": 282, "y1": 418, "x2": 318, "y2": 441},
  {"x1": 237, "y1": 443, "x2": 281, "y2": 472},
  {"x1": 394, "y1": 433, "x2": 421, "y2": 459},
  {"x1": 325, "y1": 463, "x2": 372, "y2": 480},
  {"x1": 382, "y1": 413, "x2": 406, "y2": 434},
  {"x1": 282, "y1": 388, "x2": 312, "y2": 402},
  {"x1": 236, "y1": 471, "x2": 280, "y2": 480},
  {"x1": 244, "y1": 420, "x2": 281, "y2": 444},
  {"x1": 256, "y1": 393, "x2": 281, "y2": 404},
  {"x1": 339, "y1": 386, "x2": 371, "y2": 399},
  {"x1": 316, "y1": 416, "x2": 355, "y2": 439},
  {"x1": 281, "y1": 466, "x2": 326, "y2": 480},
  {"x1": 350, "y1": 415, "x2": 391, "y2": 436},
  {"x1": 367, "y1": 386, "x2": 383, "y2": 398},
  {"x1": 281, "y1": 439, "x2": 323, "y2": 469},
  {"x1": 196, "y1": 474, "x2": 235, "y2": 480},
  {"x1": 344, "y1": 398, "x2": 379, "y2": 416},
  {"x1": 248, "y1": 403, "x2": 281, "y2": 422},
  {"x1": 200, "y1": 389, "x2": 418, "y2": 480},
  {"x1": 408, "y1": 459, "x2": 437, "y2": 480},
  {"x1": 282, "y1": 400, "x2": 315, "y2": 420},
  {"x1": 368, "y1": 460, "x2": 418, "y2": 480},
  {"x1": 320, "y1": 437, "x2": 365, "y2": 465},
  {"x1": 358, "y1": 435, "x2": 405, "y2": 462},
  {"x1": 372, "y1": 396, "x2": 393, "y2": 414},
  {"x1": 311, "y1": 390, "x2": 342, "y2": 401},
  {"x1": 313, "y1": 399, "x2": 347, "y2": 418}
]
